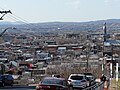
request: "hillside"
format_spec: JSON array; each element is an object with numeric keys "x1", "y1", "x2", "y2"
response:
[{"x1": 0, "y1": 19, "x2": 120, "y2": 33}]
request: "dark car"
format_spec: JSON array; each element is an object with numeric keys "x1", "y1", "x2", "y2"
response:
[
  {"x1": 36, "y1": 77, "x2": 68, "y2": 90},
  {"x1": 52, "y1": 74, "x2": 61, "y2": 78},
  {"x1": 84, "y1": 73, "x2": 96, "y2": 86},
  {"x1": 0, "y1": 75, "x2": 3, "y2": 87},
  {"x1": 2, "y1": 74, "x2": 14, "y2": 86}
]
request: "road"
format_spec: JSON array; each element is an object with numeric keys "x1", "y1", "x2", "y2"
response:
[{"x1": 0, "y1": 86, "x2": 36, "y2": 90}]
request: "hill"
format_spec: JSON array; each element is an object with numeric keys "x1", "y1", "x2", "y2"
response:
[{"x1": 0, "y1": 19, "x2": 120, "y2": 33}]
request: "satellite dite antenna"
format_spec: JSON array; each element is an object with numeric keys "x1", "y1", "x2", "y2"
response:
[{"x1": 0, "y1": 10, "x2": 12, "y2": 20}]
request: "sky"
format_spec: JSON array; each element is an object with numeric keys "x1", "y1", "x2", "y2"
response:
[{"x1": 0, "y1": 0, "x2": 120, "y2": 23}]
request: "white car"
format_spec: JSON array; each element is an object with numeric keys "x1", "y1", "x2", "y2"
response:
[
  {"x1": 67, "y1": 74, "x2": 89, "y2": 89},
  {"x1": 84, "y1": 73, "x2": 96, "y2": 85}
]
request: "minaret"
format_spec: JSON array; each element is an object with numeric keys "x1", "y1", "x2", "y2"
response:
[{"x1": 103, "y1": 23, "x2": 107, "y2": 42}]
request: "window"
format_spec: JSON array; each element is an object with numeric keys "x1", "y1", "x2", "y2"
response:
[{"x1": 70, "y1": 76, "x2": 84, "y2": 80}]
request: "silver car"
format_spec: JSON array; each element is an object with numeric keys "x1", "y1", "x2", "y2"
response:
[{"x1": 67, "y1": 74, "x2": 89, "y2": 89}]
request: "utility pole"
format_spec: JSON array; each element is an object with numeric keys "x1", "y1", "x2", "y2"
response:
[
  {"x1": 102, "y1": 22, "x2": 107, "y2": 75},
  {"x1": 85, "y1": 35, "x2": 90, "y2": 72},
  {"x1": 0, "y1": 10, "x2": 12, "y2": 20},
  {"x1": 116, "y1": 63, "x2": 118, "y2": 90}
]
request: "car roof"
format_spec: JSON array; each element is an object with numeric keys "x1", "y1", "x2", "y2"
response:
[
  {"x1": 43, "y1": 77, "x2": 65, "y2": 80},
  {"x1": 70, "y1": 74, "x2": 85, "y2": 76}
]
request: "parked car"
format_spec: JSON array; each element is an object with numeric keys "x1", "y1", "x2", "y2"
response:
[
  {"x1": 67, "y1": 74, "x2": 89, "y2": 89},
  {"x1": 1, "y1": 74, "x2": 14, "y2": 87},
  {"x1": 84, "y1": 73, "x2": 96, "y2": 86},
  {"x1": 36, "y1": 77, "x2": 68, "y2": 90},
  {"x1": 0, "y1": 75, "x2": 3, "y2": 87},
  {"x1": 52, "y1": 74, "x2": 61, "y2": 78}
]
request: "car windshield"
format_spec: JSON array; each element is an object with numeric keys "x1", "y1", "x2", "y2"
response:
[
  {"x1": 41, "y1": 79, "x2": 63, "y2": 85},
  {"x1": 7, "y1": 76, "x2": 13, "y2": 80},
  {"x1": 71, "y1": 76, "x2": 84, "y2": 80},
  {"x1": 3, "y1": 75, "x2": 13, "y2": 80},
  {"x1": 86, "y1": 76, "x2": 92, "y2": 80}
]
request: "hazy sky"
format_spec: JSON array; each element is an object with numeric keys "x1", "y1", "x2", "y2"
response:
[{"x1": 0, "y1": 0, "x2": 120, "y2": 23}]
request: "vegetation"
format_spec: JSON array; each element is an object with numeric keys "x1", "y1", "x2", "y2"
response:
[{"x1": 109, "y1": 78, "x2": 120, "y2": 90}]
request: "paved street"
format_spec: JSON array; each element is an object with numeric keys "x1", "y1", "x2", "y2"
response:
[{"x1": 0, "y1": 86, "x2": 35, "y2": 90}]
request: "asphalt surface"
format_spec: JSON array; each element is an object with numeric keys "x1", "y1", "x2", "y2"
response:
[{"x1": 0, "y1": 86, "x2": 36, "y2": 90}]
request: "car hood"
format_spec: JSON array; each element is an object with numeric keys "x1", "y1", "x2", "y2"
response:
[{"x1": 38, "y1": 84, "x2": 67, "y2": 88}]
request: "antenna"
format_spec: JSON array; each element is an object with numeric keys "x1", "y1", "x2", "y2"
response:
[{"x1": 0, "y1": 10, "x2": 12, "y2": 20}]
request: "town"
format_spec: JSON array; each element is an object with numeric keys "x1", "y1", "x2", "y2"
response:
[{"x1": 0, "y1": 18, "x2": 120, "y2": 90}]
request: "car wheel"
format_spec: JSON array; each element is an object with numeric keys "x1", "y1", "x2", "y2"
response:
[
  {"x1": 2, "y1": 83, "x2": 4, "y2": 87},
  {"x1": 69, "y1": 86, "x2": 73, "y2": 90},
  {"x1": 11, "y1": 84, "x2": 13, "y2": 87},
  {"x1": 0, "y1": 84, "x2": 3, "y2": 87}
]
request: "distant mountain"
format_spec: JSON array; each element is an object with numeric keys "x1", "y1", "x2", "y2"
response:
[
  {"x1": 1, "y1": 19, "x2": 120, "y2": 33},
  {"x1": 0, "y1": 21, "x2": 25, "y2": 25},
  {"x1": 30, "y1": 19, "x2": 120, "y2": 31},
  {"x1": 1, "y1": 19, "x2": 120, "y2": 25},
  {"x1": 0, "y1": 21, "x2": 13, "y2": 25},
  {"x1": 84, "y1": 19, "x2": 120, "y2": 24}
]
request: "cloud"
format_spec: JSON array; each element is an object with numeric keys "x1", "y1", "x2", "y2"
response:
[
  {"x1": 104, "y1": 0, "x2": 119, "y2": 4},
  {"x1": 104, "y1": 0, "x2": 120, "y2": 7},
  {"x1": 65, "y1": 0, "x2": 81, "y2": 9}
]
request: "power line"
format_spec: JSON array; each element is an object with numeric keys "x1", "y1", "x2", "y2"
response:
[
  {"x1": 8, "y1": 14, "x2": 29, "y2": 24},
  {"x1": 13, "y1": 14, "x2": 29, "y2": 23}
]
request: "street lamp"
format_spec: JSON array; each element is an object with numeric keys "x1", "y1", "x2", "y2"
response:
[
  {"x1": 0, "y1": 10, "x2": 12, "y2": 20},
  {"x1": 0, "y1": 27, "x2": 16, "y2": 74}
]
